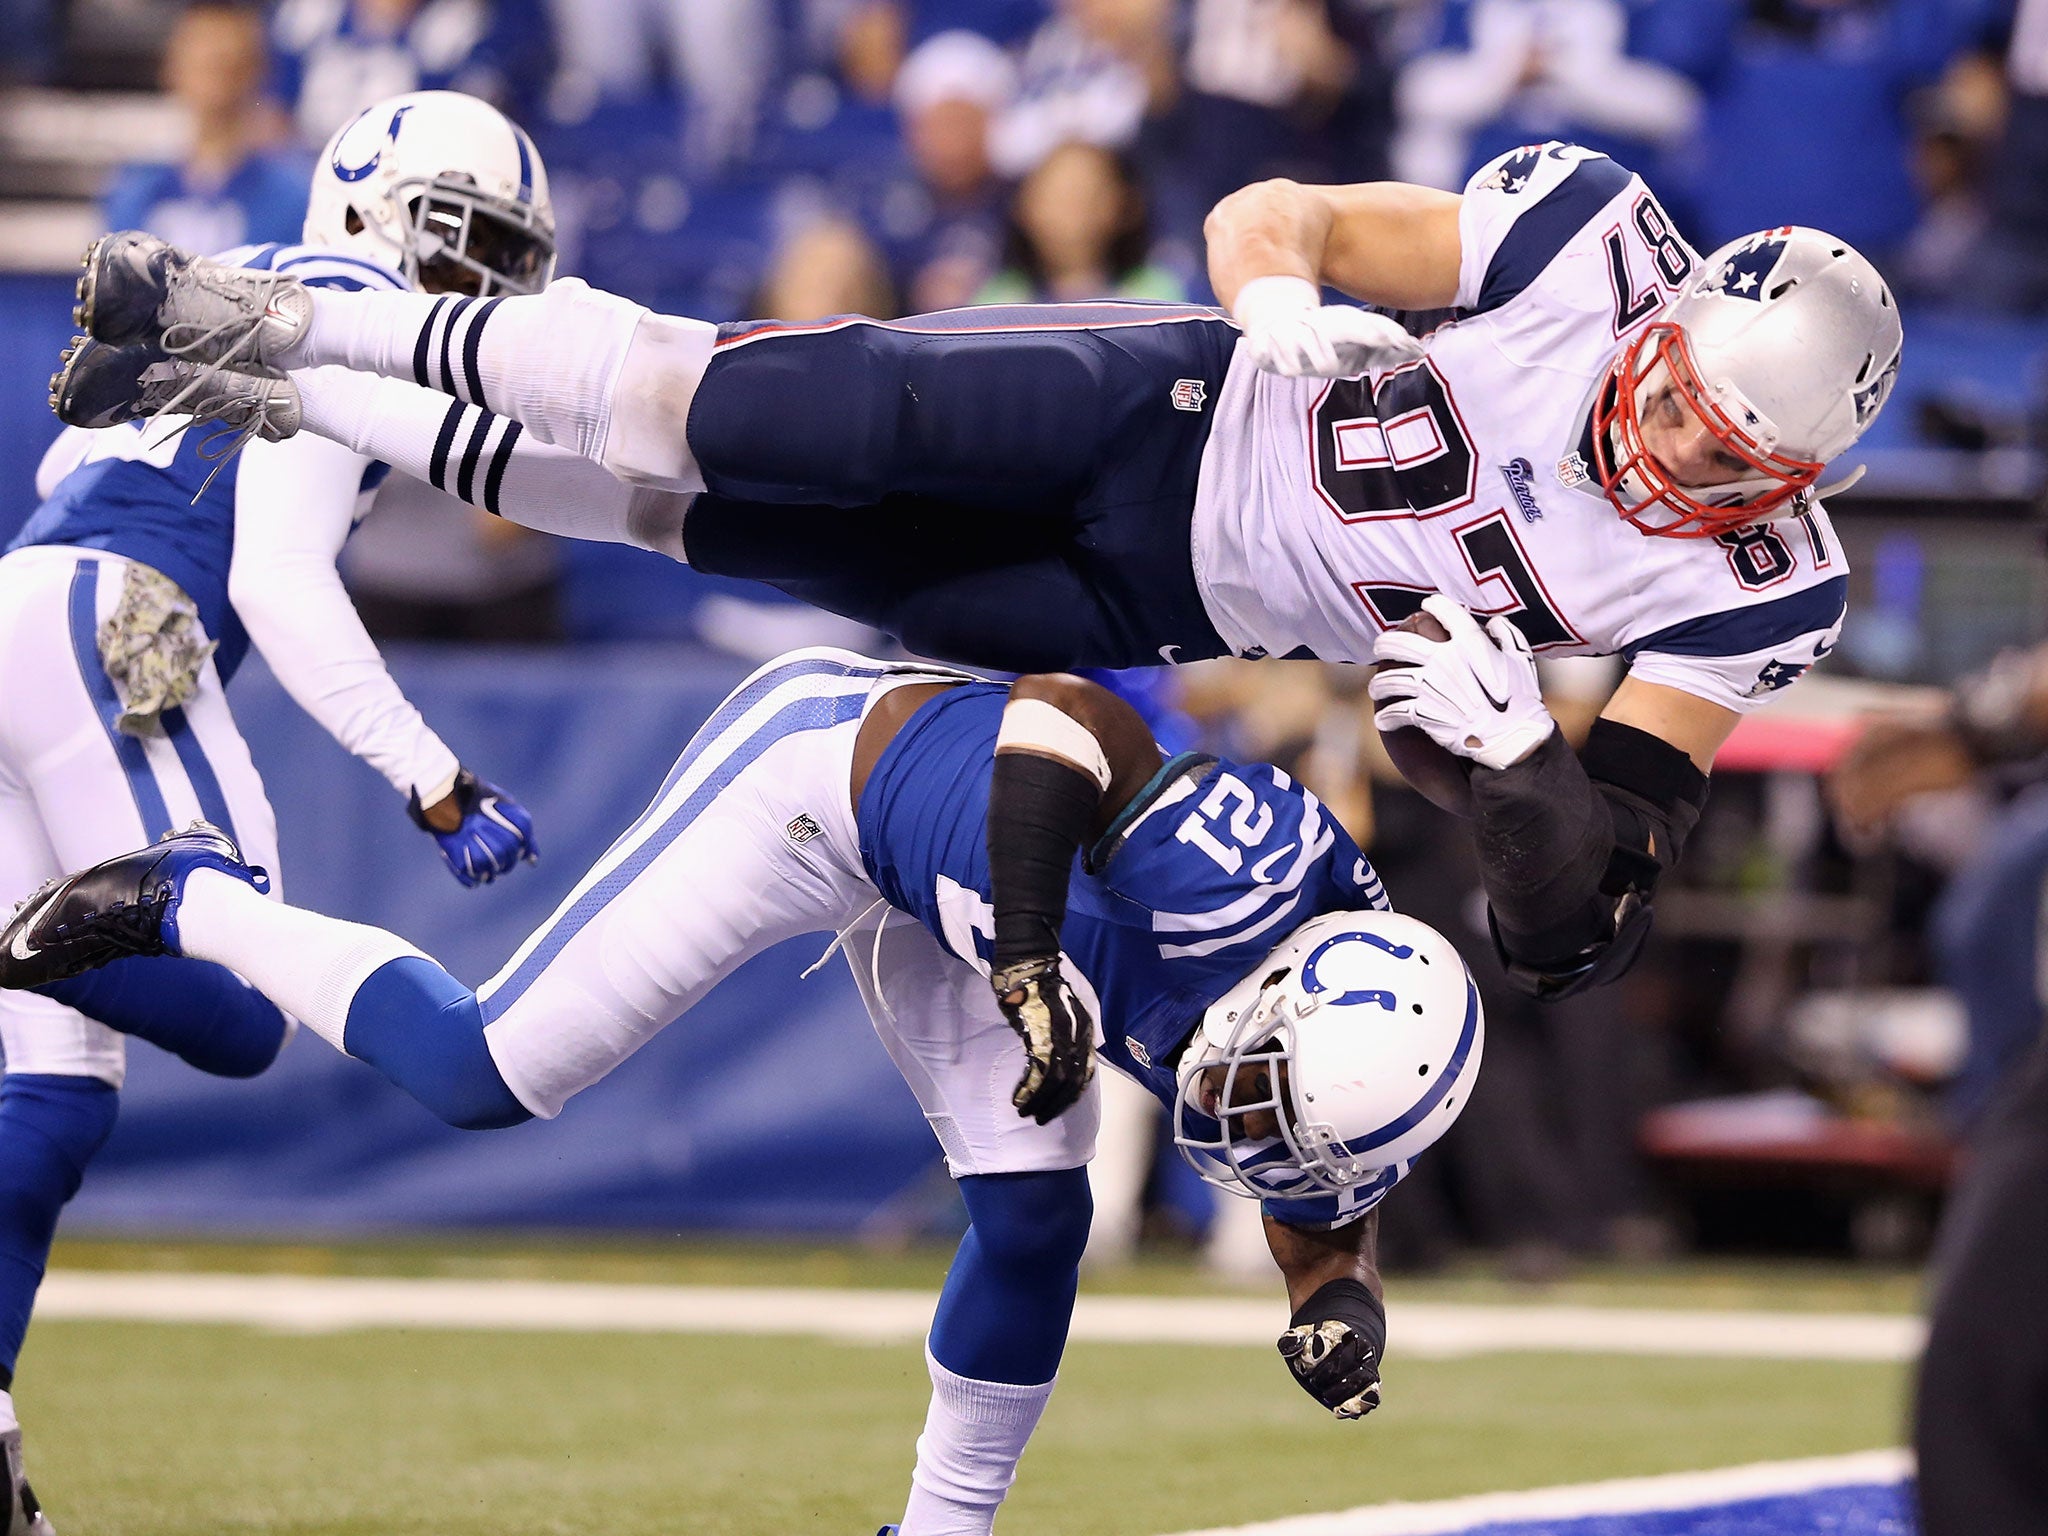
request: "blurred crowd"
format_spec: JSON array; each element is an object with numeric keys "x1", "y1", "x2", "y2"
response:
[{"x1": 9, "y1": 0, "x2": 2048, "y2": 324}]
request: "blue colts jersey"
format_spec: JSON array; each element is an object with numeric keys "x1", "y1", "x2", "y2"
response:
[
  {"x1": 857, "y1": 684, "x2": 1392, "y2": 1221},
  {"x1": 9, "y1": 243, "x2": 400, "y2": 679}
]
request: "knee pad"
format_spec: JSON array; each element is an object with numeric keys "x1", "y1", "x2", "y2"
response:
[{"x1": 959, "y1": 1169, "x2": 1094, "y2": 1279}]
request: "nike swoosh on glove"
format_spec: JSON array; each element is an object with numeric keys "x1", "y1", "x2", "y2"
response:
[
  {"x1": 1232, "y1": 274, "x2": 1424, "y2": 379},
  {"x1": 1369, "y1": 594, "x2": 1556, "y2": 771},
  {"x1": 991, "y1": 956, "x2": 1096, "y2": 1124},
  {"x1": 410, "y1": 768, "x2": 539, "y2": 887},
  {"x1": 1277, "y1": 1277, "x2": 1386, "y2": 1420}
]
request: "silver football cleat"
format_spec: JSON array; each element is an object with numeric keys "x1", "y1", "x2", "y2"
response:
[
  {"x1": 50, "y1": 336, "x2": 301, "y2": 441},
  {"x1": 77, "y1": 230, "x2": 311, "y2": 372}
]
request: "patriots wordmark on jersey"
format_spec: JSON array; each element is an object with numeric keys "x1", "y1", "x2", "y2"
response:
[{"x1": 1191, "y1": 141, "x2": 1848, "y2": 715}]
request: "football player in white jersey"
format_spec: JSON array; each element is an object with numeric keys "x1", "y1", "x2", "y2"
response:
[
  {"x1": 0, "y1": 91, "x2": 548, "y2": 1529},
  {"x1": 57, "y1": 137, "x2": 1903, "y2": 1010}
]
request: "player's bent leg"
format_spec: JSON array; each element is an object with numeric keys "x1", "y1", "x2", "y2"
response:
[
  {"x1": 284, "y1": 278, "x2": 712, "y2": 489},
  {"x1": 848, "y1": 916, "x2": 1099, "y2": 1536},
  {"x1": 33, "y1": 958, "x2": 288, "y2": 1078},
  {"x1": 166, "y1": 867, "x2": 527, "y2": 1129},
  {"x1": 475, "y1": 650, "x2": 891, "y2": 1117}
]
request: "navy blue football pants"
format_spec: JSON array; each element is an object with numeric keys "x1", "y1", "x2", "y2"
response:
[{"x1": 682, "y1": 305, "x2": 1238, "y2": 672}]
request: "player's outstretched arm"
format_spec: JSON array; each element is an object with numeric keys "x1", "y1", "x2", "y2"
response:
[
  {"x1": 230, "y1": 430, "x2": 538, "y2": 886},
  {"x1": 1266, "y1": 1211, "x2": 1386, "y2": 1420},
  {"x1": 987, "y1": 675, "x2": 1161, "y2": 1124}
]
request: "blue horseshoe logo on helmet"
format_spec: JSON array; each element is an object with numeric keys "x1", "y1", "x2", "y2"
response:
[
  {"x1": 332, "y1": 103, "x2": 415, "y2": 184},
  {"x1": 1302, "y1": 932, "x2": 1414, "y2": 1010}
]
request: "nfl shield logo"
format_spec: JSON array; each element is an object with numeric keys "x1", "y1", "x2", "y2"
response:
[{"x1": 1171, "y1": 378, "x2": 1207, "y2": 412}]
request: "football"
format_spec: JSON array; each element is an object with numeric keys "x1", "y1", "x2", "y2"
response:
[{"x1": 1373, "y1": 609, "x2": 1476, "y2": 818}]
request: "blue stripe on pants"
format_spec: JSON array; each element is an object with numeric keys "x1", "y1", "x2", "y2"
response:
[
  {"x1": 67, "y1": 561, "x2": 171, "y2": 840},
  {"x1": 480, "y1": 660, "x2": 881, "y2": 1021},
  {"x1": 161, "y1": 706, "x2": 237, "y2": 846}
]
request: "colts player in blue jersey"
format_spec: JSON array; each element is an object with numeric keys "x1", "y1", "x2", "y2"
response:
[
  {"x1": 0, "y1": 647, "x2": 1484, "y2": 1536},
  {"x1": 0, "y1": 91, "x2": 549, "y2": 1531}
]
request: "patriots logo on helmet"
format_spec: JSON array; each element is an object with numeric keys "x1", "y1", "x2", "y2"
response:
[
  {"x1": 1703, "y1": 235, "x2": 1791, "y2": 302},
  {"x1": 1479, "y1": 146, "x2": 1545, "y2": 195},
  {"x1": 1853, "y1": 353, "x2": 1900, "y2": 427}
]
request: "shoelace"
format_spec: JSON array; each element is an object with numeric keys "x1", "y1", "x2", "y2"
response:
[{"x1": 149, "y1": 264, "x2": 299, "y2": 495}]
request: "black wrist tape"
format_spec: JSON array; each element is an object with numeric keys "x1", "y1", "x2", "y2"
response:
[
  {"x1": 988, "y1": 750, "x2": 1102, "y2": 974},
  {"x1": 1291, "y1": 1278, "x2": 1388, "y2": 1358}
]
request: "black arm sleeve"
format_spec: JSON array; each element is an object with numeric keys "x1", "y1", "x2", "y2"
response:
[
  {"x1": 987, "y1": 749, "x2": 1103, "y2": 980},
  {"x1": 1472, "y1": 719, "x2": 1708, "y2": 999}
]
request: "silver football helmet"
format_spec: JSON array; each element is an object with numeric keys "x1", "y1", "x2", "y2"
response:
[
  {"x1": 304, "y1": 90, "x2": 556, "y2": 296},
  {"x1": 1595, "y1": 226, "x2": 1903, "y2": 537},
  {"x1": 1172, "y1": 910, "x2": 1483, "y2": 1204}
]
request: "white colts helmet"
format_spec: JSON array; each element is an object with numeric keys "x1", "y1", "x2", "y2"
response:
[
  {"x1": 1595, "y1": 226, "x2": 1904, "y2": 538},
  {"x1": 304, "y1": 90, "x2": 556, "y2": 296},
  {"x1": 1172, "y1": 910, "x2": 1483, "y2": 1206}
]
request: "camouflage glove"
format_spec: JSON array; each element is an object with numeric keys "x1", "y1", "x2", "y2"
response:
[
  {"x1": 991, "y1": 956, "x2": 1095, "y2": 1125},
  {"x1": 1278, "y1": 1278, "x2": 1386, "y2": 1420}
]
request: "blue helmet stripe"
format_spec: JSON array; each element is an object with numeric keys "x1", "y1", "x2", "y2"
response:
[
  {"x1": 511, "y1": 123, "x2": 534, "y2": 202},
  {"x1": 1340, "y1": 978, "x2": 1481, "y2": 1158}
]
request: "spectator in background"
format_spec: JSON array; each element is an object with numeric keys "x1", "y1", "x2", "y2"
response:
[
  {"x1": 758, "y1": 211, "x2": 900, "y2": 316},
  {"x1": 1154, "y1": 0, "x2": 1400, "y2": 265},
  {"x1": 104, "y1": 3, "x2": 311, "y2": 253},
  {"x1": 544, "y1": 0, "x2": 772, "y2": 174},
  {"x1": 1972, "y1": 0, "x2": 2048, "y2": 312},
  {"x1": 1691, "y1": 0, "x2": 1978, "y2": 259},
  {"x1": 1892, "y1": 52, "x2": 2001, "y2": 303},
  {"x1": 990, "y1": 0, "x2": 1173, "y2": 179},
  {"x1": 1394, "y1": 0, "x2": 1713, "y2": 212},
  {"x1": 976, "y1": 140, "x2": 1182, "y2": 302},
  {"x1": 877, "y1": 29, "x2": 1016, "y2": 310},
  {"x1": 273, "y1": 0, "x2": 552, "y2": 146}
]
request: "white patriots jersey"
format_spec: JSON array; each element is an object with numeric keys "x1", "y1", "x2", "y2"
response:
[{"x1": 1190, "y1": 141, "x2": 1848, "y2": 713}]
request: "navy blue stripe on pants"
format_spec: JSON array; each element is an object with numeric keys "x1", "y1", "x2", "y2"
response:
[
  {"x1": 684, "y1": 309, "x2": 1238, "y2": 672},
  {"x1": 67, "y1": 562, "x2": 172, "y2": 840}
]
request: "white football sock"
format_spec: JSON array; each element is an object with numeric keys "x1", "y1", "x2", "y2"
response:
[
  {"x1": 284, "y1": 280, "x2": 712, "y2": 490},
  {"x1": 172, "y1": 869, "x2": 426, "y2": 1052},
  {"x1": 293, "y1": 368, "x2": 692, "y2": 557},
  {"x1": 898, "y1": 1348, "x2": 1056, "y2": 1536}
]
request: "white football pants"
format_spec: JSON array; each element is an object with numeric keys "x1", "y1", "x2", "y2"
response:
[
  {"x1": 0, "y1": 547, "x2": 280, "y2": 1084},
  {"x1": 476, "y1": 648, "x2": 1102, "y2": 1176}
]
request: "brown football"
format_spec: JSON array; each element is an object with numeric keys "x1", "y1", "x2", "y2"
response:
[{"x1": 1373, "y1": 608, "x2": 1476, "y2": 818}]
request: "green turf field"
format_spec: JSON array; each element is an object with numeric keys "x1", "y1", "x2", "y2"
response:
[{"x1": 22, "y1": 1238, "x2": 1919, "y2": 1536}]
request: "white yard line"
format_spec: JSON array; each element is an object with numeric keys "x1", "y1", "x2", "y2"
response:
[
  {"x1": 1157, "y1": 1448, "x2": 1913, "y2": 1536},
  {"x1": 36, "y1": 1270, "x2": 1924, "y2": 1362}
]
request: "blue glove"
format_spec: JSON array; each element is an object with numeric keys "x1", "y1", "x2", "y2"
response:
[{"x1": 408, "y1": 768, "x2": 538, "y2": 887}]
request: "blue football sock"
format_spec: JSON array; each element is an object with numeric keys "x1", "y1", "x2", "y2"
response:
[
  {"x1": 0, "y1": 1075, "x2": 120, "y2": 1383},
  {"x1": 342, "y1": 957, "x2": 531, "y2": 1130},
  {"x1": 35, "y1": 956, "x2": 290, "y2": 1078},
  {"x1": 929, "y1": 1169, "x2": 1092, "y2": 1385}
]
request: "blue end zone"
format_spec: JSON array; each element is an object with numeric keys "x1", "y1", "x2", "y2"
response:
[{"x1": 1446, "y1": 1482, "x2": 1911, "y2": 1536}]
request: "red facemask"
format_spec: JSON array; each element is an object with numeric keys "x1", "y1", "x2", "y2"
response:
[{"x1": 1591, "y1": 322, "x2": 1824, "y2": 538}]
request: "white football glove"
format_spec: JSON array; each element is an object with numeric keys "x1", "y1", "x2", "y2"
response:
[
  {"x1": 1232, "y1": 274, "x2": 1425, "y2": 379},
  {"x1": 1369, "y1": 595, "x2": 1556, "y2": 771}
]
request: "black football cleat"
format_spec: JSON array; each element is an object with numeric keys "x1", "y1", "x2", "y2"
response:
[{"x1": 0, "y1": 823, "x2": 268, "y2": 989}]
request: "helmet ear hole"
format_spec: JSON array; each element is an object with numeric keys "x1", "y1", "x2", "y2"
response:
[{"x1": 344, "y1": 207, "x2": 364, "y2": 235}]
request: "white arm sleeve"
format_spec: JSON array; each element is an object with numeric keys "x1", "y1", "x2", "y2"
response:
[
  {"x1": 229, "y1": 431, "x2": 462, "y2": 802},
  {"x1": 294, "y1": 367, "x2": 691, "y2": 561}
]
